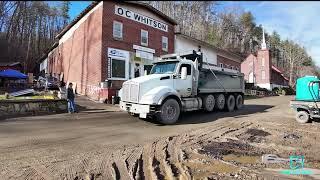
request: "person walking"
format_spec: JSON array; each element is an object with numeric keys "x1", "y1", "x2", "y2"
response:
[{"x1": 67, "y1": 82, "x2": 76, "y2": 113}]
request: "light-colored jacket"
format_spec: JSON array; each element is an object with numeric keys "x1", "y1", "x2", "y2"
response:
[{"x1": 58, "y1": 86, "x2": 67, "y2": 99}]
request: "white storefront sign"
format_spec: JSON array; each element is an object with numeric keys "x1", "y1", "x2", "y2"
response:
[
  {"x1": 133, "y1": 45, "x2": 155, "y2": 54},
  {"x1": 136, "y1": 50, "x2": 153, "y2": 61},
  {"x1": 115, "y1": 5, "x2": 168, "y2": 32}
]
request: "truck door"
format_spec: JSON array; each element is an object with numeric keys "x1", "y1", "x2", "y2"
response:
[{"x1": 174, "y1": 64, "x2": 193, "y2": 97}]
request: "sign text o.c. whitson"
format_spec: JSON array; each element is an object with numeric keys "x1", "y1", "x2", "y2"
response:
[{"x1": 115, "y1": 5, "x2": 168, "y2": 32}]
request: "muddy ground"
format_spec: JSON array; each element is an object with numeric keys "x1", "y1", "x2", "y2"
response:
[{"x1": 0, "y1": 95, "x2": 319, "y2": 179}]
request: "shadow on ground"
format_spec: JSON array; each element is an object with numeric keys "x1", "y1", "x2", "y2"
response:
[
  {"x1": 76, "y1": 104, "x2": 105, "y2": 112},
  {"x1": 144, "y1": 104, "x2": 274, "y2": 126}
]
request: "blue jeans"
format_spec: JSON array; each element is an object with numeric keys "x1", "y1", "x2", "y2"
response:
[{"x1": 67, "y1": 99, "x2": 76, "y2": 113}]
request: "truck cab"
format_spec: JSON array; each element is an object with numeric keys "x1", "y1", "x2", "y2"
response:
[{"x1": 119, "y1": 51, "x2": 244, "y2": 125}]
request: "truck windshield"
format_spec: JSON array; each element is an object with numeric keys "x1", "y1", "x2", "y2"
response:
[{"x1": 150, "y1": 62, "x2": 177, "y2": 74}]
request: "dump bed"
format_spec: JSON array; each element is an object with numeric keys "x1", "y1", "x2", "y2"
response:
[{"x1": 198, "y1": 66, "x2": 245, "y2": 94}]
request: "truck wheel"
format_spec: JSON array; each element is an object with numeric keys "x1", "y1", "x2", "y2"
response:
[
  {"x1": 226, "y1": 95, "x2": 235, "y2": 112},
  {"x1": 215, "y1": 94, "x2": 225, "y2": 110},
  {"x1": 157, "y1": 99, "x2": 180, "y2": 125},
  {"x1": 296, "y1": 111, "x2": 309, "y2": 123},
  {"x1": 203, "y1": 94, "x2": 215, "y2": 112},
  {"x1": 235, "y1": 94, "x2": 244, "y2": 110}
]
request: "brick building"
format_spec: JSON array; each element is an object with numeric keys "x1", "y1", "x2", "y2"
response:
[
  {"x1": 174, "y1": 33, "x2": 243, "y2": 71},
  {"x1": 241, "y1": 28, "x2": 289, "y2": 90},
  {"x1": 42, "y1": 1, "x2": 177, "y2": 102}
]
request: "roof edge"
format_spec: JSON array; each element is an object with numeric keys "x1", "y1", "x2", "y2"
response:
[
  {"x1": 55, "y1": 1, "x2": 177, "y2": 40},
  {"x1": 176, "y1": 33, "x2": 243, "y2": 61}
]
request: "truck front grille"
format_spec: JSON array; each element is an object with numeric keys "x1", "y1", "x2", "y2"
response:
[
  {"x1": 122, "y1": 83, "x2": 130, "y2": 102},
  {"x1": 122, "y1": 82, "x2": 139, "y2": 103},
  {"x1": 130, "y1": 84, "x2": 139, "y2": 102}
]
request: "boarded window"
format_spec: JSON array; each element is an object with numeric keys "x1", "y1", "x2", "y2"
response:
[
  {"x1": 162, "y1": 36, "x2": 168, "y2": 51},
  {"x1": 262, "y1": 57, "x2": 265, "y2": 67},
  {"x1": 141, "y1": 30, "x2": 148, "y2": 46},
  {"x1": 113, "y1": 21, "x2": 123, "y2": 39}
]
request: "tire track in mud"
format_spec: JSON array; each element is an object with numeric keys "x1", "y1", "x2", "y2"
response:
[
  {"x1": 3, "y1": 119, "x2": 257, "y2": 179},
  {"x1": 124, "y1": 146, "x2": 143, "y2": 179},
  {"x1": 155, "y1": 138, "x2": 174, "y2": 179},
  {"x1": 111, "y1": 149, "x2": 132, "y2": 180},
  {"x1": 142, "y1": 142, "x2": 158, "y2": 179}
]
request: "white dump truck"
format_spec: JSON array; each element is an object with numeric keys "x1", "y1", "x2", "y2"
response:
[{"x1": 119, "y1": 50, "x2": 245, "y2": 124}]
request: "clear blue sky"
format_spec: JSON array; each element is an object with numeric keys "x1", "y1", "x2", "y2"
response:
[
  {"x1": 66, "y1": 1, "x2": 320, "y2": 66},
  {"x1": 69, "y1": 1, "x2": 93, "y2": 20},
  {"x1": 48, "y1": 1, "x2": 92, "y2": 20}
]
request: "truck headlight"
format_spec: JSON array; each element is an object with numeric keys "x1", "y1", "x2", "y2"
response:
[{"x1": 140, "y1": 94, "x2": 156, "y2": 104}]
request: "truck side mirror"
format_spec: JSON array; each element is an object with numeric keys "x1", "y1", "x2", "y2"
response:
[{"x1": 181, "y1": 67, "x2": 187, "y2": 80}]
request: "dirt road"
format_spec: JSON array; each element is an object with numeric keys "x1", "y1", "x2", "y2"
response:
[{"x1": 0, "y1": 96, "x2": 319, "y2": 179}]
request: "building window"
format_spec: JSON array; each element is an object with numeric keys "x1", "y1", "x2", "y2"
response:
[
  {"x1": 219, "y1": 63, "x2": 223, "y2": 68},
  {"x1": 261, "y1": 70, "x2": 266, "y2": 80},
  {"x1": 111, "y1": 58, "x2": 126, "y2": 79},
  {"x1": 141, "y1": 30, "x2": 148, "y2": 46},
  {"x1": 235, "y1": 67, "x2": 239, "y2": 71},
  {"x1": 162, "y1": 36, "x2": 168, "y2": 52},
  {"x1": 231, "y1": 66, "x2": 234, "y2": 70},
  {"x1": 262, "y1": 57, "x2": 265, "y2": 67},
  {"x1": 113, "y1": 21, "x2": 123, "y2": 39}
]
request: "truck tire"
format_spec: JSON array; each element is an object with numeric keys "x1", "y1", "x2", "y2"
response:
[
  {"x1": 215, "y1": 94, "x2": 225, "y2": 110},
  {"x1": 157, "y1": 99, "x2": 180, "y2": 125},
  {"x1": 226, "y1": 95, "x2": 235, "y2": 112},
  {"x1": 235, "y1": 94, "x2": 244, "y2": 110},
  {"x1": 203, "y1": 94, "x2": 215, "y2": 112},
  {"x1": 295, "y1": 111, "x2": 309, "y2": 123}
]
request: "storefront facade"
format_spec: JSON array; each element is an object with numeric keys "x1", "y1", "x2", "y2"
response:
[
  {"x1": 102, "y1": 2, "x2": 176, "y2": 91},
  {"x1": 44, "y1": 1, "x2": 176, "y2": 102}
]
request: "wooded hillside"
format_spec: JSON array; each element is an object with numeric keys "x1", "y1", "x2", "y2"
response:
[
  {"x1": 144, "y1": 1, "x2": 319, "y2": 86},
  {"x1": 0, "y1": 1, "x2": 69, "y2": 73}
]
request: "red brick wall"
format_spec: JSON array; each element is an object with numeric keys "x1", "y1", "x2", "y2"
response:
[
  {"x1": 256, "y1": 50, "x2": 272, "y2": 84},
  {"x1": 47, "y1": 1, "x2": 176, "y2": 101},
  {"x1": 241, "y1": 54, "x2": 256, "y2": 82},
  {"x1": 217, "y1": 55, "x2": 241, "y2": 71},
  {"x1": 50, "y1": 4, "x2": 103, "y2": 100},
  {"x1": 101, "y1": 1, "x2": 175, "y2": 89},
  {"x1": 241, "y1": 50, "x2": 272, "y2": 84}
]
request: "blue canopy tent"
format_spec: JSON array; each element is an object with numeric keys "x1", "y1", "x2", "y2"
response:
[{"x1": 0, "y1": 69, "x2": 28, "y2": 79}]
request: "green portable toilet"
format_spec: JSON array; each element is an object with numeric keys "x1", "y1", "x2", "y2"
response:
[{"x1": 296, "y1": 76, "x2": 320, "y2": 101}]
